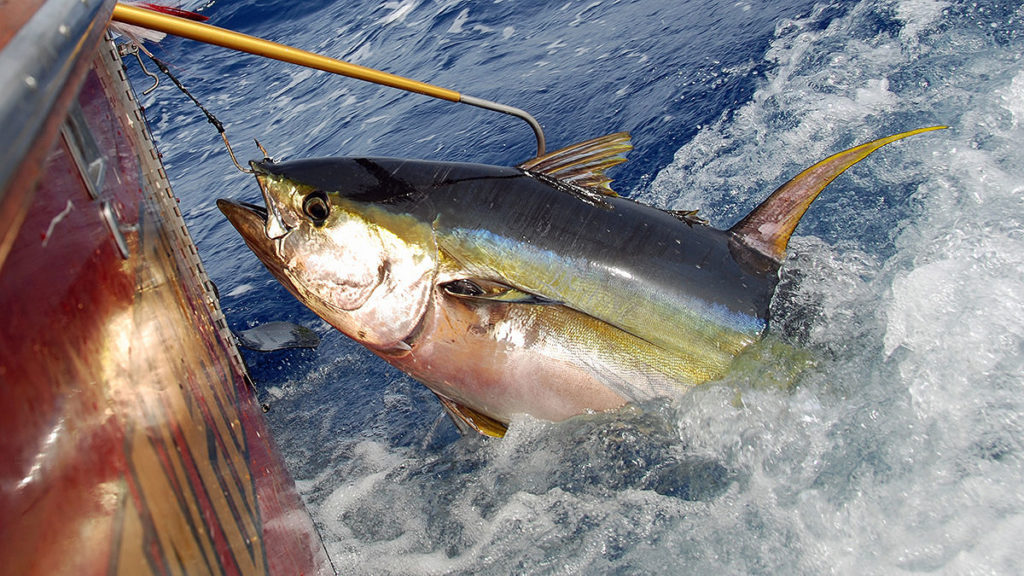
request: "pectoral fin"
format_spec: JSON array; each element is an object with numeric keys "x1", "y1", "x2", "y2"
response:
[
  {"x1": 442, "y1": 278, "x2": 553, "y2": 304},
  {"x1": 435, "y1": 394, "x2": 508, "y2": 437},
  {"x1": 729, "y1": 126, "x2": 946, "y2": 262}
]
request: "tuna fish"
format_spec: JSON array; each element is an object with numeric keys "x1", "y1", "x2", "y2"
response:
[{"x1": 218, "y1": 126, "x2": 942, "y2": 436}]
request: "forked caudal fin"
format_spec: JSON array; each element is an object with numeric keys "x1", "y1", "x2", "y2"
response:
[{"x1": 729, "y1": 126, "x2": 947, "y2": 262}]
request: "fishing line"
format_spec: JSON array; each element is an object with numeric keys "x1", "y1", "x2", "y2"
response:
[{"x1": 133, "y1": 45, "x2": 258, "y2": 173}]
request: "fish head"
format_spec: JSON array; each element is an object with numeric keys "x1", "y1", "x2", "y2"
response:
[{"x1": 217, "y1": 158, "x2": 437, "y2": 352}]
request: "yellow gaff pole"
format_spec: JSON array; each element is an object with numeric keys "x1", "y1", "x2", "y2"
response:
[{"x1": 110, "y1": 3, "x2": 546, "y2": 155}]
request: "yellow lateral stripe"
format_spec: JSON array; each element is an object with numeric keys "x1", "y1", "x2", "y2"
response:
[{"x1": 111, "y1": 3, "x2": 462, "y2": 102}]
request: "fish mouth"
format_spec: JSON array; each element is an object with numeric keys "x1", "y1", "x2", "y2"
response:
[
  {"x1": 217, "y1": 198, "x2": 268, "y2": 228},
  {"x1": 217, "y1": 198, "x2": 278, "y2": 263}
]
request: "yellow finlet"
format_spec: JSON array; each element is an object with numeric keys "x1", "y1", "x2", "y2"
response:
[
  {"x1": 729, "y1": 126, "x2": 947, "y2": 262},
  {"x1": 518, "y1": 132, "x2": 633, "y2": 196}
]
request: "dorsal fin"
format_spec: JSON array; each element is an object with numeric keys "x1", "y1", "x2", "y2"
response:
[
  {"x1": 518, "y1": 132, "x2": 632, "y2": 196},
  {"x1": 729, "y1": 126, "x2": 946, "y2": 262}
]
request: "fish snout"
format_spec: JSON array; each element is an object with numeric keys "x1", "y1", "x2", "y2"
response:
[
  {"x1": 217, "y1": 198, "x2": 267, "y2": 231},
  {"x1": 217, "y1": 198, "x2": 277, "y2": 261}
]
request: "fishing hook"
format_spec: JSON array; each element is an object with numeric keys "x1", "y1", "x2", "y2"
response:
[{"x1": 220, "y1": 133, "x2": 253, "y2": 173}]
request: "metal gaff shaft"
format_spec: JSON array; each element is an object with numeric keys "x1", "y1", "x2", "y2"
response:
[{"x1": 110, "y1": 3, "x2": 546, "y2": 156}]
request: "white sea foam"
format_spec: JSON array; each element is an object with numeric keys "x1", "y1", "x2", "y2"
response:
[{"x1": 637, "y1": 0, "x2": 1024, "y2": 572}]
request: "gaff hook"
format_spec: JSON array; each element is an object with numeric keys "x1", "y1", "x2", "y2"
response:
[{"x1": 111, "y1": 2, "x2": 547, "y2": 156}]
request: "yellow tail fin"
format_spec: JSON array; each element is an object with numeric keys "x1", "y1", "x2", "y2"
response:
[{"x1": 729, "y1": 126, "x2": 946, "y2": 262}]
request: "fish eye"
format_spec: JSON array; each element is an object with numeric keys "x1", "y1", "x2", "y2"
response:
[{"x1": 302, "y1": 191, "x2": 331, "y2": 224}]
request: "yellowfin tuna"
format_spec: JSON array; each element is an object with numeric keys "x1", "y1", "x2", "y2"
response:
[{"x1": 218, "y1": 126, "x2": 943, "y2": 436}]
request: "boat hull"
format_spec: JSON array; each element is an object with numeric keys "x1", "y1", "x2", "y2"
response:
[{"x1": 0, "y1": 7, "x2": 330, "y2": 575}]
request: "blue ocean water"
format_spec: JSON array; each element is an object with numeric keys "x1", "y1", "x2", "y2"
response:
[{"x1": 133, "y1": 0, "x2": 1024, "y2": 573}]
